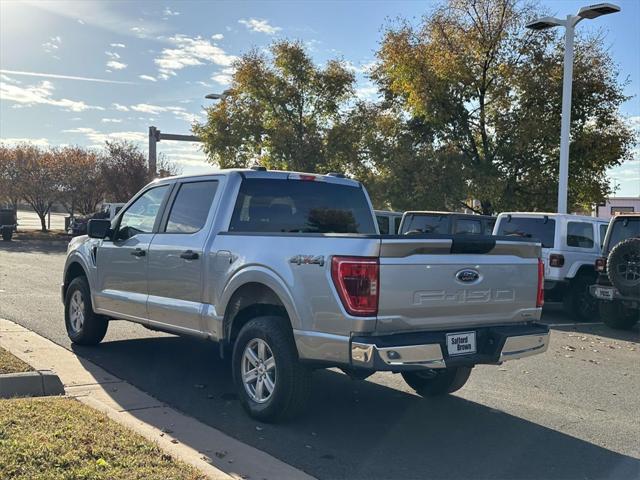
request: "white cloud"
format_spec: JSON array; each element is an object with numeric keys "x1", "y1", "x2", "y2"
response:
[
  {"x1": 345, "y1": 60, "x2": 377, "y2": 75},
  {"x1": 355, "y1": 81, "x2": 379, "y2": 101},
  {"x1": 112, "y1": 103, "x2": 130, "y2": 111},
  {"x1": 129, "y1": 103, "x2": 201, "y2": 123},
  {"x1": 163, "y1": 7, "x2": 180, "y2": 17},
  {"x1": 101, "y1": 118, "x2": 122, "y2": 123},
  {"x1": 105, "y1": 51, "x2": 121, "y2": 59},
  {"x1": 42, "y1": 36, "x2": 62, "y2": 53},
  {"x1": 106, "y1": 60, "x2": 127, "y2": 70},
  {"x1": 211, "y1": 67, "x2": 235, "y2": 86},
  {"x1": 238, "y1": 18, "x2": 281, "y2": 35},
  {"x1": 63, "y1": 127, "x2": 146, "y2": 145},
  {"x1": 211, "y1": 33, "x2": 224, "y2": 40},
  {"x1": 154, "y1": 34, "x2": 237, "y2": 78},
  {"x1": 1, "y1": 78, "x2": 104, "y2": 112},
  {"x1": 139, "y1": 75, "x2": 157, "y2": 82},
  {"x1": 0, "y1": 137, "x2": 50, "y2": 147},
  {"x1": 0, "y1": 69, "x2": 134, "y2": 85},
  {"x1": 110, "y1": 43, "x2": 126, "y2": 48}
]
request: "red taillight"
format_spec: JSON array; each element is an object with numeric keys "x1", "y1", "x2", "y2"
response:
[
  {"x1": 549, "y1": 254, "x2": 565, "y2": 268},
  {"x1": 537, "y1": 258, "x2": 545, "y2": 308},
  {"x1": 331, "y1": 256, "x2": 379, "y2": 317},
  {"x1": 595, "y1": 257, "x2": 606, "y2": 273}
]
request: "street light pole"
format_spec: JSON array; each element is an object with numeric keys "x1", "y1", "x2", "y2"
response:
[
  {"x1": 557, "y1": 16, "x2": 576, "y2": 215},
  {"x1": 526, "y1": 3, "x2": 620, "y2": 214}
]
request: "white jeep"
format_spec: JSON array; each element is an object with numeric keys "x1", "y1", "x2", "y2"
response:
[{"x1": 494, "y1": 213, "x2": 609, "y2": 320}]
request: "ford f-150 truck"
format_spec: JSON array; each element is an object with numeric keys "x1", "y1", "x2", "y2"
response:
[{"x1": 62, "y1": 169, "x2": 548, "y2": 422}]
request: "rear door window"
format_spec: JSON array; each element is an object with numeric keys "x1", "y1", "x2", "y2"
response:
[
  {"x1": 402, "y1": 214, "x2": 450, "y2": 234},
  {"x1": 393, "y1": 216, "x2": 402, "y2": 234},
  {"x1": 165, "y1": 181, "x2": 219, "y2": 233},
  {"x1": 567, "y1": 222, "x2": 594, "y2": 248},
  {"x1": 454, "y1": 218, "x2": 482, "y2": 235},
  {"x1": 229, "y1": 178, "x2": 376, "y2": 234},
  {"x1": 496, "y1": 216, "x2": 556, "y2": 247}
]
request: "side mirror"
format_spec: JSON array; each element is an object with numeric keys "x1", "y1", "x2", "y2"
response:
[{"x1": 87, "y1": 219, "x2": 112, "y2": 239}]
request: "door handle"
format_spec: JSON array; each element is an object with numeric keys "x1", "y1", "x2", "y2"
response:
[
  {"x1": 180, "y1": 250, "x2": 199, "y2": 260},
  {"x1": 131, "y1": 248, "x2": 146, "y2": 257}
]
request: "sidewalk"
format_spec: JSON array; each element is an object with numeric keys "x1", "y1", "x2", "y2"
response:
[{"x1": 0, "y1": 318, "x2": 315, "y2": 480}]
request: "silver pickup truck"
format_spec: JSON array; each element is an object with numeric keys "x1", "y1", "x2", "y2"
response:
[{"x1": 62, "y1": 169, "x2": 548, "y2": 421}]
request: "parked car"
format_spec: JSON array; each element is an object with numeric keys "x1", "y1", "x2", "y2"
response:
[
  {"x1": 68, "y1": 203, "x2": 125, "y2": 237},
  {"x1": 590, "y1": 213, "x2": 640, "y2": 330},
  {"x1": 374, "y1": 210, "x2": 403, "y2": 235},
  {"x1": 493, "y1": 213, "x2": 609, "y2": 321},
  {"x1": 399, "y1": 211, "x2": 495, "y2": 236},
  {"x1": 0, "y1": 208, "x2": 18, "y2": 241},
  {"x1": 62, "y1": 169, "x2": 548, "y2": 422}
]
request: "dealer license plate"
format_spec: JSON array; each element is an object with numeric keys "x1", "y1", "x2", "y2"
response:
[
  {"x1": 446, "y1": 331, "x2": 477, "y2": 356},
  {"x1": 594, "y1": 286, "x2": 615, "y2": 300}
]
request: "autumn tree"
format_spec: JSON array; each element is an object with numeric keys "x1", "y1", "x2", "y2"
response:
[
  {"x1": 57, "y1": 146, "x2": 105, "y2": 216},
  {"x1": 373, "y1": 0, "x2": 635, "y2": 213},
  {"x1": 193, "y1": 41, "x2": 356, "y2": 172},
  {"x1": 0, "y1": 144, "x2": 22, "y2": 210},
  {"x1": 12, "y1": 145, "x2": 63, "y2": 231}
]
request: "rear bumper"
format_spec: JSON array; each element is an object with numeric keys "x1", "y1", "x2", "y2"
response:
[{"x1": 351, "y1": 323, "x2": 549, "y2": 372}]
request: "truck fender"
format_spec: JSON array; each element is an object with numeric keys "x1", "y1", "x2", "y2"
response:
[
  {"x1": 219, "y1": 265, "x2": 302, "y2": 332},
  {"x1": 566, "y1": 261, "x2": 596, "y2": 280}
]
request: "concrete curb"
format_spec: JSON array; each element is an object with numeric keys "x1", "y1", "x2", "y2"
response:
[
  {"x1": 0, "y1": 369, "x2": 65, "y2": 398},
  {"x1": 0, "y1": 318, "x2": 315, "y2": 480}
]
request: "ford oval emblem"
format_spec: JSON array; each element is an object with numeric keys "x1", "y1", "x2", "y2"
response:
[{"x1": 456, "y1": 269, "x2": 480, "y2": 283}]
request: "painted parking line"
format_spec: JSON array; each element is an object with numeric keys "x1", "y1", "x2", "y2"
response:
[{"x1": 546, "y1": 322, "x2": 605, "y2": 327}]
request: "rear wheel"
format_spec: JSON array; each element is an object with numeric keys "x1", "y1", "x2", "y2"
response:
[
  {"x1": 2, "y1": 226, "x2": 12, "y2": 241},
  {"x1": 402, "y1": 367, "x2": 472, "y2": 396},
  {"x1": 563, "y1": 275, "x2": 598, "y2": 321},
  {"x1": 64, "y1": 276, "x2": 108, "y2": 345},
  {"x1": 599, "y1": 300, "x2": 639, "y2": 330},
  {"x1": 232, "y1": 316, "x2": 311, "y2": 422}
]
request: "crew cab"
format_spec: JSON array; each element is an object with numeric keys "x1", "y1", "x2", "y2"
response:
[
  {"x1": 590, "y1": 214, "x2": 640, "y2": 330},
  {"x1": 62, "y1": 169, "x2": 548, "y2": 422},
  {"x1": 494, "y1": 213, "x2": 609, "y2": 321}
]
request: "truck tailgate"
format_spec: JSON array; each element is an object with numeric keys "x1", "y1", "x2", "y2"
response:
[{"x1": 377, "y1": 236, "x2": 541, "y2": 333}]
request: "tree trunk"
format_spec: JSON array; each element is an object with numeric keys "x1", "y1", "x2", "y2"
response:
[{"x1": 38, "y1": 212, "x2": 47, "y2": 232}]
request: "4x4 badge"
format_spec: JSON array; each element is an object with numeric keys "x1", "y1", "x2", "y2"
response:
[{"x1": 289, "y1": 255, "x2": 325, "y2": 266}]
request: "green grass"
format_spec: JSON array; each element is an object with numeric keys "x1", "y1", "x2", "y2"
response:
[
  {"x1": 0, "y1": 397, "x2": 206, "y2": 480},
  {"x1": 0, "y1": 348, "x2": 33, "y2": 374}
]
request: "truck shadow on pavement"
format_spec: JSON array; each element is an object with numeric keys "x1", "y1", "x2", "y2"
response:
[{"x1": 72, "y1": 335, "x2": 639, "y2": 480}]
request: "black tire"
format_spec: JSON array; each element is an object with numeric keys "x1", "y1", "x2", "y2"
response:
[
  {"x1": 599, "y1": 300, "x2": 639, "y2": 330},
  {"x1": 64, "y1": 276, "x2": 108, "y2": 345},
  {"x1": 2, "y1": 226, "x2": 12, "y2": 241},
  {"x1": 563, "y1": 275, "x2": 598, "y2": 321},
  {"x1": 607, "y1": 238, "x2": 640, "y2": 297},
  {"x1": 232, "y1": 316, "x2": 311, "y2": 423},
  {"x1": 402, "y1": 367, "x2": 472, "y2": 396}
]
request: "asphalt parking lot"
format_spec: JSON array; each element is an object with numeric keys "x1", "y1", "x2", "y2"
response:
[{"x1": 1, "y1": 239, "x2": 638, "y2": 479}]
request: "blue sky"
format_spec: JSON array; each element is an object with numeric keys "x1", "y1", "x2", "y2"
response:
[{"x1": 1, "y1": 0, "x2": 638, "y2": 196}]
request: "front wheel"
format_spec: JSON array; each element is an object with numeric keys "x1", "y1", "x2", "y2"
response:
[
  {"x1": 402, "y1": 366, "x2": 472, "y2": 396},
  {"x1": 232, "y1": 316, "x2": 311, "y2": 422},
  {"x1": 64, "y1": 276, "x2": 108, "y2": 345},
  {"x1": 599, "y1": 300, "x2": 639, "y2": 330}
]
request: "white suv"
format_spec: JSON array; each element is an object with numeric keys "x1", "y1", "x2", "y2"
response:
[{"x1": 494, "y1": 213, "x2": 609, "y2": 320}]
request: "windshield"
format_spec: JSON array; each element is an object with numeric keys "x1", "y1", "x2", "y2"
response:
[
  {"x1": 496, "y1": 216, "x2": 556, "y2": 248},
  {"x1": 606, "y1": 217, "x2": 640, "y2": 252},
  {"x1": 401, "y1": 214, "x2": 451, "y2": 234}
]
